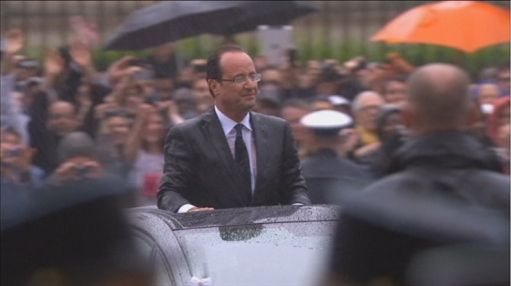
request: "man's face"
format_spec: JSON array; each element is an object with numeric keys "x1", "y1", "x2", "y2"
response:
[
  {"x1": 0, "y1": 132, "x2": 30, "y2": 170},
  {"x1": 356, "y1": 95, "x2": 384, "y2": 131},
  {"x1": 47, "y1": 102, "x2": 78, "y2": 136},
  {"x1": 383, "y1": 80, "x2": 406, "y2": 104},
  {"x1": 105, "y1": 115, "x2": 131, "y2": 144},
  {"x1": 210, "y1": 52, "x2": 259, "y2": 115}
]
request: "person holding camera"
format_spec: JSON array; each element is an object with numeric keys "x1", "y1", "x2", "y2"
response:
[{"x1": 45, "y1": 131, "x2": 103, "y2": 186}]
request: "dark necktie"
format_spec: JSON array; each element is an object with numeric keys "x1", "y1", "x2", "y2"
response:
[{"x1": 234, "y1": 124, "x2": 252, "y2": 198}]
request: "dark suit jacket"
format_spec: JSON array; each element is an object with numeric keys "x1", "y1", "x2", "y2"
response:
[
  {"x1": 301, "y1": 149, "x2": 374, "y2": 205},
  {"x1": 158, "y1": 109, "x2": 310, "y2": 212}
]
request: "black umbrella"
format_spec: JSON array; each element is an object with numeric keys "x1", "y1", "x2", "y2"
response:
[
  {"x1": 105, "y1": 1, "x2": 317, "y2": 51},
  {"x1": 208, "y1": 1, "x2": 318, "y2": 36}
]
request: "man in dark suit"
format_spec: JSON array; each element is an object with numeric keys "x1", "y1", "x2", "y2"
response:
[{"x1": 158, "y1": 45, "x2": 310, "y2": 213}]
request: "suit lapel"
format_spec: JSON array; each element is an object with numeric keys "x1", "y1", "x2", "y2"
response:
[
  {"x1": 251, "y1": 113, "x2": 270, "y2": 199},
  {"x1": 200, "y1": 109, "x2": 236, "y2": 176}
]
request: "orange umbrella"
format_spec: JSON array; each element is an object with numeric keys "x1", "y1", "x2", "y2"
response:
[{"x1": 371, "y1": 1, "x2": 510, "y2": 53}]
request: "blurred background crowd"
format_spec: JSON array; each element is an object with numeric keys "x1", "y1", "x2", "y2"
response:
[
  {"x1": 0, "y1": 18, "x2": 509, "y2": 206},
  {"x1": 1, "y1": 1, "x2": 510, "y2": 205}
]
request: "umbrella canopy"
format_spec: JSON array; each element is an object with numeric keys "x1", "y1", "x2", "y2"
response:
[
  {"x1": 105, "y1": 1, "x2": 317, "y2": 51},
  {"x1": 370, "y1": 1, "x2": 510, "y2": 53},
  {"x1": 207, "y1": 1, "x2": 317, "y2": 36}
]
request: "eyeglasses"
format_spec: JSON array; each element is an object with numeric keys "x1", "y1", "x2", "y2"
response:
[{"x1": 221, "y1": 73, "x2": 262, "y2": 85}]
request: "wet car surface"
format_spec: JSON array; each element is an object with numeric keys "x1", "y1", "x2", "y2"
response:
[{"x1": 126, "y1": 205, "x2": 339, "y2": 286}]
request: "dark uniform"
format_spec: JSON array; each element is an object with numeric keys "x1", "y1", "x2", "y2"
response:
[{"x1": 300, "y1": 110, "x2": 374, "y2": 204}]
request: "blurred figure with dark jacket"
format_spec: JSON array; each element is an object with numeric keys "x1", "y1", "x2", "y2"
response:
[
  {"x1": 322, "y1": 63, "x2": 510, "y2": 286},
  {"x1": 1, "y1": 175, "x2": 152, "y2": 286}
]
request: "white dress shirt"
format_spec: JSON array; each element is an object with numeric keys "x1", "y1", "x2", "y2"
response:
[{"x1": 178, "y1": 106, "x2": 257, "y2": 213}]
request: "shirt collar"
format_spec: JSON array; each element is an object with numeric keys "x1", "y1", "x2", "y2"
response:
[{"x1": 214, "y1": 105, "x2": 252, "y2": 135}]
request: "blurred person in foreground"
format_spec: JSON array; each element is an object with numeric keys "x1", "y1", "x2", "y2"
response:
[
  {"x1": 1, "y1": 171, "x2": 153, "y2": 286},
  {"x1": 322, "y1": 63, "x2": 510, "y2": 286},
  {"x1": 158, "y1": 45, "x2": 310, "y2": 213}
]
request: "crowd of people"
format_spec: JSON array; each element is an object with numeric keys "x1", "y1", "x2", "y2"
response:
[
  {"x1": 1, "y1": 17, "x2": 510, "y2": 285},
  {"x1": 1, "y1": 27, "x2": 509, "y2": 206}
]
